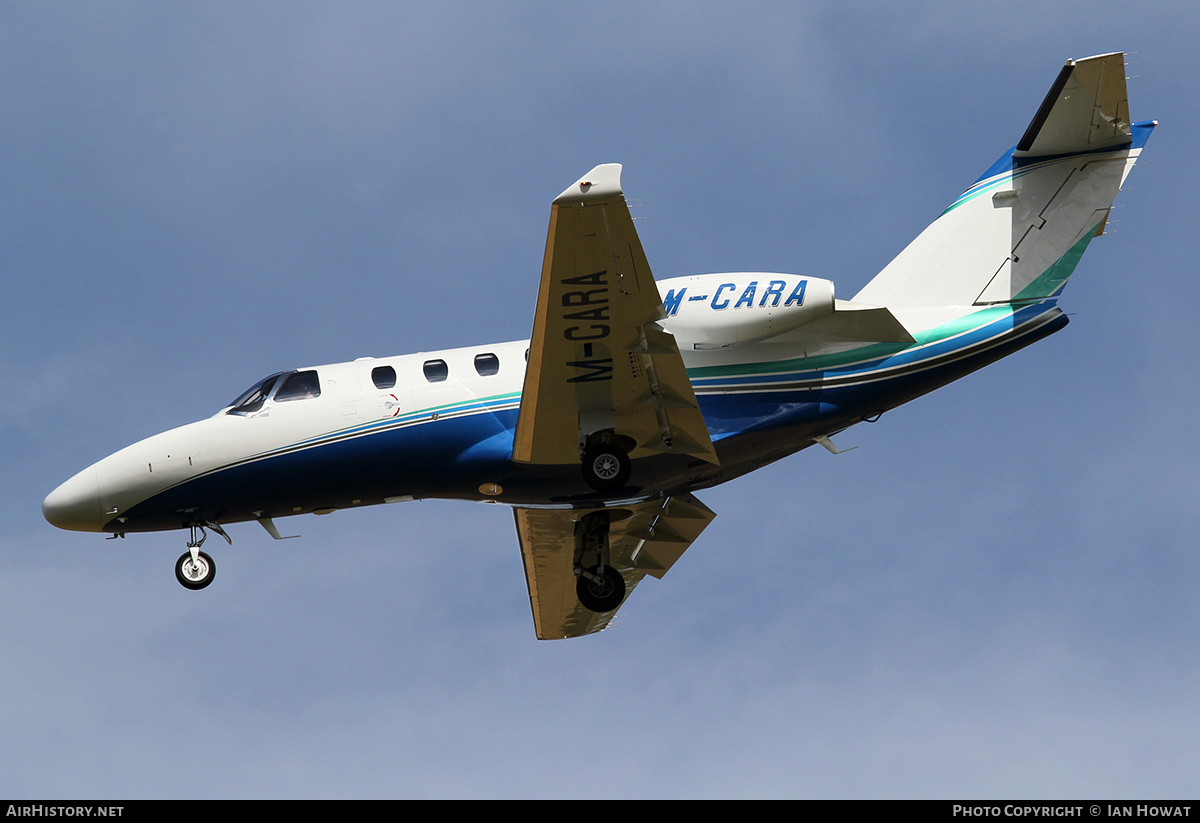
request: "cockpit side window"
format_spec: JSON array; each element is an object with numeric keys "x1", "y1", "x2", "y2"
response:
[
  {"x1": 275, "y1": 370, "x2": 321, "y2": 402},
  {"x1": 226, "y1": 372, "x2": 286, "y2": 416}
]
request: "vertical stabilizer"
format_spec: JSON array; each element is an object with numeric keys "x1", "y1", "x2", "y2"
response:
[{"x1": 854, "y1": 53, "x2": 1153, "y2": 316}]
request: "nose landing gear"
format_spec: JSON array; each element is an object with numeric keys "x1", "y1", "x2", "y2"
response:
[
  {"x1": 174, "y1": 523, "x2": 228, "y2": 590},
  {"x1": 176, "y1": 549, "x2": 216, "y2": 589}
]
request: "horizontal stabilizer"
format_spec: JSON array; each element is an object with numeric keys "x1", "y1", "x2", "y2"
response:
[
  {"x1": 769, "y1": 300, "x2": 915, "y2": 345},
  {"x1": 1016, "y1": 53, "x2": 1131, "y2": 157},
  {"x1": 816, "y1": 301, "x2": 914, "y2": 343}
]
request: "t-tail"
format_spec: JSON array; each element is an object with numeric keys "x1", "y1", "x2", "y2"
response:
[{"x1": 854, "y1": 52, "x2": 1155, "y2": 330}]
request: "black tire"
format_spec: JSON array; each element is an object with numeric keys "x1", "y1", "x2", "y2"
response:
[
  {"x1": 581, "y1": 444, "x2": 631, "y2": 493},
  {"x1": 576, "y1": 565, "x2": 626, "y2": 613},
  {"x1": 176, "y1": 550, "x2": 216, "y2": 590}
]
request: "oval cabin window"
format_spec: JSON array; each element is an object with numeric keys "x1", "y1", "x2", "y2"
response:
[
  {"x1": 423, "y1": 360, "x2": 449, "y2": 383},
  {"x1": 372, "y1": 365, "x2": 397, "y2": 389},
  {"x1": 474, "y1": 353, "x2": 500, "y2": 376}
]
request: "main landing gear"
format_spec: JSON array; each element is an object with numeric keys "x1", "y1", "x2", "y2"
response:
[
  {"x1": 581, "y1": 443, "x2": 631, "y2": 493},
  {"x1": 576, "y1": 564, "x2": 625, "y2": 612},
  {"x1": 573, "y1": 510, "x2": 627, "y2": 613},
  {"x1": 174, "y1": 523, "x2": 228, "y2": 590}
]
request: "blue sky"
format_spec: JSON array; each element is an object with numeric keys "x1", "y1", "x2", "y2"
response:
[{"x1": 3, "y1": 1, "x2": 1198, "y2": 798}]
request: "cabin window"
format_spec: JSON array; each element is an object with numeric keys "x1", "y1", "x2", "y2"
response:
[
  {"x1": 474, "y1": 353, "x2": 500, "y2": 376},
  {"x1": 372, "y1": 365, "x2": 397, "y2": 389},
  {"x1": 524, "y1": 348, "x2": 529, "y2": 362},
  {"x1": 423, "y1": 359, "x2": 449, "y2": 383},
  {"x1": 275, "y1": 370, "x2": 321, "y2": 401},
  {"x1": 226, "y1": 372, "x2": 286, "y2": 415}
]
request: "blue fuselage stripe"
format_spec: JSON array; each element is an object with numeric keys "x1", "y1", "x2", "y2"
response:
[{"x1": 111, "y1": 304, "x2": 1065, "y2": 529}]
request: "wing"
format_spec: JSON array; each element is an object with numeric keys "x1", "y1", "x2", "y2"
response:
[
  {"x1": 514, "y1": 494, "x2": 716, "y2": 640},
  {"x1": 512, "y1": 164, "x2": 717, "y2": 467}
]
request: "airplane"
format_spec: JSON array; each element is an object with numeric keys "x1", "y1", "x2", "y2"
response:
[{"x1": 43, "y1": 53, "x2": 1154, "y2": 639}]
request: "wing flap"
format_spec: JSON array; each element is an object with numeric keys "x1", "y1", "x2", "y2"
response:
[{"x1": 618, "y1": 493, "x2": 716, "y2": 580}]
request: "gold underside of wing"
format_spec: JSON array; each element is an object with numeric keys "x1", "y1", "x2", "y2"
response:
[
  {"x1": 514, "y1": 493, "x2": 716, "y2": 640},
  {"x1": 513, "y1": 182, "x2": 716, "y2": 467}
]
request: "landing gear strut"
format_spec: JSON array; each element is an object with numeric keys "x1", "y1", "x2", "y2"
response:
[
  {"x1": 572, "y1": 510, "x2": 627, "y2": 613},
  {"x1": 175, "y1": 523, "x2": 223, "y2": 590},
  {"x1": 576, "y1": 564, "x2": 626, "y2": 612}
]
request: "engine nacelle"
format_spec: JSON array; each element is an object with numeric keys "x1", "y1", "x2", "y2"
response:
[{"x1": 657, "y1": 272, "x2": 835, "y2": 348}]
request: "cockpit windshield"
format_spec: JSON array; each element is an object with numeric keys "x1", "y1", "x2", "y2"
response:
[
  {"x1": 225, "y1": 369, "x2": 323, "y2": 415},
  {"x1": 225, "y1": 372, "x2": 286, "y2": 416}
]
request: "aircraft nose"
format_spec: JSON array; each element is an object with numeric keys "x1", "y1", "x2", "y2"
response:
[{"x1": 43, "y1": 467, "x2": 105, "y2": 532}]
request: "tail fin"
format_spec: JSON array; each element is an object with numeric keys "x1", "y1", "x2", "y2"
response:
[{"x1": 855, "y1": 53, "x2": 1154, "y2": 312}]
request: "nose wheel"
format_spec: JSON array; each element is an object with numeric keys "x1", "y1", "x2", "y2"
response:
[
  {"x1": 174, "y1": 523, "x2": 226, "y2": 590},
  {"x1": 176, "y1": 549, "x2": 216, "y2": 589}
]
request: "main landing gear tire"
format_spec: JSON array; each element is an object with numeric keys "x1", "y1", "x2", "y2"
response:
[
  {"x1": 176, "y1": 550, "x2": 216, "y2": 590},
  {"x1": 576, "y1": 565, "x2": 626, "y2": 613},
  {"x1": 581, "y1": 444, "x2": 631, "y2": 493}
]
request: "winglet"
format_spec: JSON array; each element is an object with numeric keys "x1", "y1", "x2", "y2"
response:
[
  {"x1": 1015, "y1": 52, "x2": 1131, "y2": 157},
  {"x1": 553, "y1": 163, "x2": 623, "y2": 204}
]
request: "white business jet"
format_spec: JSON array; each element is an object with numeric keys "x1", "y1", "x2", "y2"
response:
[{"x1": 44, "y1": 54, "x2": 1154, "y2": 638}]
